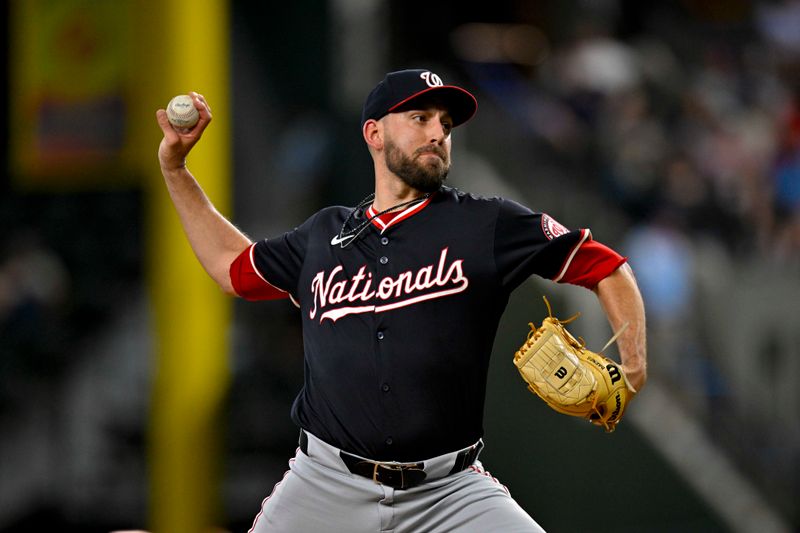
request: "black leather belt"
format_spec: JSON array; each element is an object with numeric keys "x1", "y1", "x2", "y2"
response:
[
  {"x1": 299, "y1": 430, "x2": 482, "y2": 490},
  {"x1": 339, "y1": 452, "x2": 427, "y2": 490}
]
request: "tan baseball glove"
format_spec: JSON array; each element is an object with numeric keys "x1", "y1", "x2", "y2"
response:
[{"x1": 513, "y1": 297, "x2": 636, "y2": 432}]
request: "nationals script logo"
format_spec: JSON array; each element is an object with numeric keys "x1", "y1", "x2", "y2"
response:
[{"x1": 309, "y1": 248, "x2": 468, "y2": 323}]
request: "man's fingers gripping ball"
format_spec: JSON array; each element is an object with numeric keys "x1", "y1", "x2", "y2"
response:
[{"x1": 513, "y1": 297, "x2": 636, "y2": 432}]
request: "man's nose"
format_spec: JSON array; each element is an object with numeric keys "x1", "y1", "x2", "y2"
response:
[{"x1": 426, "y1": 122, "x2": 447, "y2": 144}]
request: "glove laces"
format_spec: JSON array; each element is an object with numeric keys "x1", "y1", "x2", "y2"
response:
[
  {"x1": 523, "y1": 296, "x2": 583, "y2": 346},
  {"x1": 524, "y1": 296, "x2": 628, "y2": 354}
]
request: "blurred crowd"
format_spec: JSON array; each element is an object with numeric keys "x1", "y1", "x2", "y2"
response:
[{"x1": 462, "y1": 1, "x2": 800, "y2": 266}]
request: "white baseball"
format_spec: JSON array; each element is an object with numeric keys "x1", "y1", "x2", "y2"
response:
[{"x1": 166, "y1": 94, "x2": 200, "y2": 129}]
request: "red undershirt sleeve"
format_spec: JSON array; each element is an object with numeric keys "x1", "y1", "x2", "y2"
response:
[
  {"x1": 229, "y1": 243, "x2": 291, "y2": 301},
  {"x1": 558, "y1": 239, "x2": 627, "y2": 289}
]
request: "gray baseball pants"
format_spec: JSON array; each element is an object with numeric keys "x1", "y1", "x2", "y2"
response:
[{"x1": 248, "y1": 430, "x2": 545, "y2": 532}]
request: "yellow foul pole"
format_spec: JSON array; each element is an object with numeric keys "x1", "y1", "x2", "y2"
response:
[{"x1": 136, "y1": 1, "x2": 232, "y2": 532}]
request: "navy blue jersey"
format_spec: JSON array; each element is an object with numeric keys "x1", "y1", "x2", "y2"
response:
[{"x1": 231, "y1": 187, "x2": 624, "y2": 461}]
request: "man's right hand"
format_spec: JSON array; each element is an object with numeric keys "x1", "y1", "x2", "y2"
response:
[{"x1": 156, "y1": 92, "x2": 213, "y2": 173}]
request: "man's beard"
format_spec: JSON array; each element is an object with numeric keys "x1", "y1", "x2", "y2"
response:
[{"x1": 384, "y1": 140, "x2": 450, "y2": 193}]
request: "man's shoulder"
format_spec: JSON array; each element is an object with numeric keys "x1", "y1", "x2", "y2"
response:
[
  {"x1": 284, "y1": 205, "x2": 351, "y2": 236},
  {"x1": 315, "y1": 205, "x2": 352, "y2": 218},
  {"x1": 438, "y1": 186, "x2": 505, "y2": 207},
  {"x1": 436, "y1": 187, "x2": 540, "y2": 224}
]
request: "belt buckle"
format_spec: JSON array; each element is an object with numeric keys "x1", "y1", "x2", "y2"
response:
[
  {"x1": 372, "y1": 462, "x2": 424, "y2": 489},
  {"x1": 372, "y1": 462, "x2": 402, "y2": 483}
]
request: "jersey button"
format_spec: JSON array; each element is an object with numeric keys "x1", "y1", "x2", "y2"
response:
[
  {"x1": 380, "y1": 237, "x2": 389, "y2": 245},
  {"x1": 379, "y1": 256, "x2": 389, "y2": 264},
  {"x1": 381, "y1": 383, "x2": 390, "y2": 392},
  {"x1": 377, "y1": 331, "x2": 385, "y2": 340},
  {"x1": 385, "y1": 437, "x2": 393, "y2": 445}
]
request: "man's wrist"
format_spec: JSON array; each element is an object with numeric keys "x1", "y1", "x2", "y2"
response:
[
  {"x1": 160, "y1": 160, "x2": 188, "y2": 175},
  {"x1": 622, "y1": 362, "x2": 647, "y2": 391}
]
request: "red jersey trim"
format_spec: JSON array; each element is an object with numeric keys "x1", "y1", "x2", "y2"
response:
[
  {"x1": 557, "y1": 236, "x2": 627, "y2": 289},
  {"x1": 247, "y1": 456, "x2": 296, "y2": 533},
  {"x1": 229, "y1": 243, "x2": 291, "y2": 301},
  {"x1": 367, "y1": 195, "x2": 433, "y2": 233}
]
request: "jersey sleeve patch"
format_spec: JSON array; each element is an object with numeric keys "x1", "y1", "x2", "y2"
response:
[
  {"x1": 493, "y1": 200, "x2": 589, "y2": 290},
  {"x1": 557, "y1": 238, "x2": 627, "y2": 289},
  {"x1": 229, "y1": 243, "x2": 290, "y2": 301},
  {"x1": 541, "y1": 213, "x2": 570, "y2": 240}
]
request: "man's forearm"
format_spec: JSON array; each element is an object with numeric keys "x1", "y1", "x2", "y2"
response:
[
  {"x1": 161, "y1": 165, "x2": 252, "y2": 295},
  {"x1": 594, "y1": 263, "x2": 647, "y2": 391}
]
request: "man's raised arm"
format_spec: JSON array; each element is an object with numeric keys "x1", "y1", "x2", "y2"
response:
[{"x1": 155, "y1": 91, "x2": 251, "y2": 295}]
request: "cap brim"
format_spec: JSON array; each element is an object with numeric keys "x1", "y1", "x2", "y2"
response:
[{"x1": 387, "y1": 86, "x2": 478, "y2": 127}]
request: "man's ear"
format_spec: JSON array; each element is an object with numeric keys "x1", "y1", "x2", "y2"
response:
[{"x1": 363, "y1": 119, "x2": 384, "y2": 151}]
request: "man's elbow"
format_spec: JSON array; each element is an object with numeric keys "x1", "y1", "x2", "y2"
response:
[
  {"x1": 211, "y1": 265, "x2": 240, "y2": 298},
  {"x1": 594, "y1": 262, "x2": 638, "y2": 292},
  {"x1": 215, "y1": 247, "x2": 251, "y2": 297},
  {"x1": 220, "y1": 282, "x2": 240, "y2": 298}
]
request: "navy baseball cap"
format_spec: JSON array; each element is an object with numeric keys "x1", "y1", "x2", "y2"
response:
[{"x1": 361, "y1": 69, "x2": 478, "y2": 127}]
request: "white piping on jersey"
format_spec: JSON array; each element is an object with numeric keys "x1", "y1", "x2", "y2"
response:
[
  {"x1": 249, "y1": 242, "x2": 300, "y2": 308},
  {"x1": 553, "y1": 229, "x2": 590, "y2": 282},
  {"x1": 366, "y1": 195, "x2": 433, "y2": 234}
]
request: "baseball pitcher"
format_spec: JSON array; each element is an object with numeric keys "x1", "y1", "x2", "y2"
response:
[{"x1": 155, "y1": 69, "x2": 647, "y2": 532}]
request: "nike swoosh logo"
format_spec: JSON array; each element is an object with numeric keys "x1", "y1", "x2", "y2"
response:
[{"x1": 330, "y1": 234, "x2": 355, "y2": 246}]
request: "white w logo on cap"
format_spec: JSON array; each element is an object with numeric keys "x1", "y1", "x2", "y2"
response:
[{"x1": 420, "y1": 71, "x2": 443, "y2": 87}]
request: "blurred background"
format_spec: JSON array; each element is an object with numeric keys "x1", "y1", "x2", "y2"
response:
[{"x1": 1, "y1": 0, "x2": 798, "y2": 532}]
